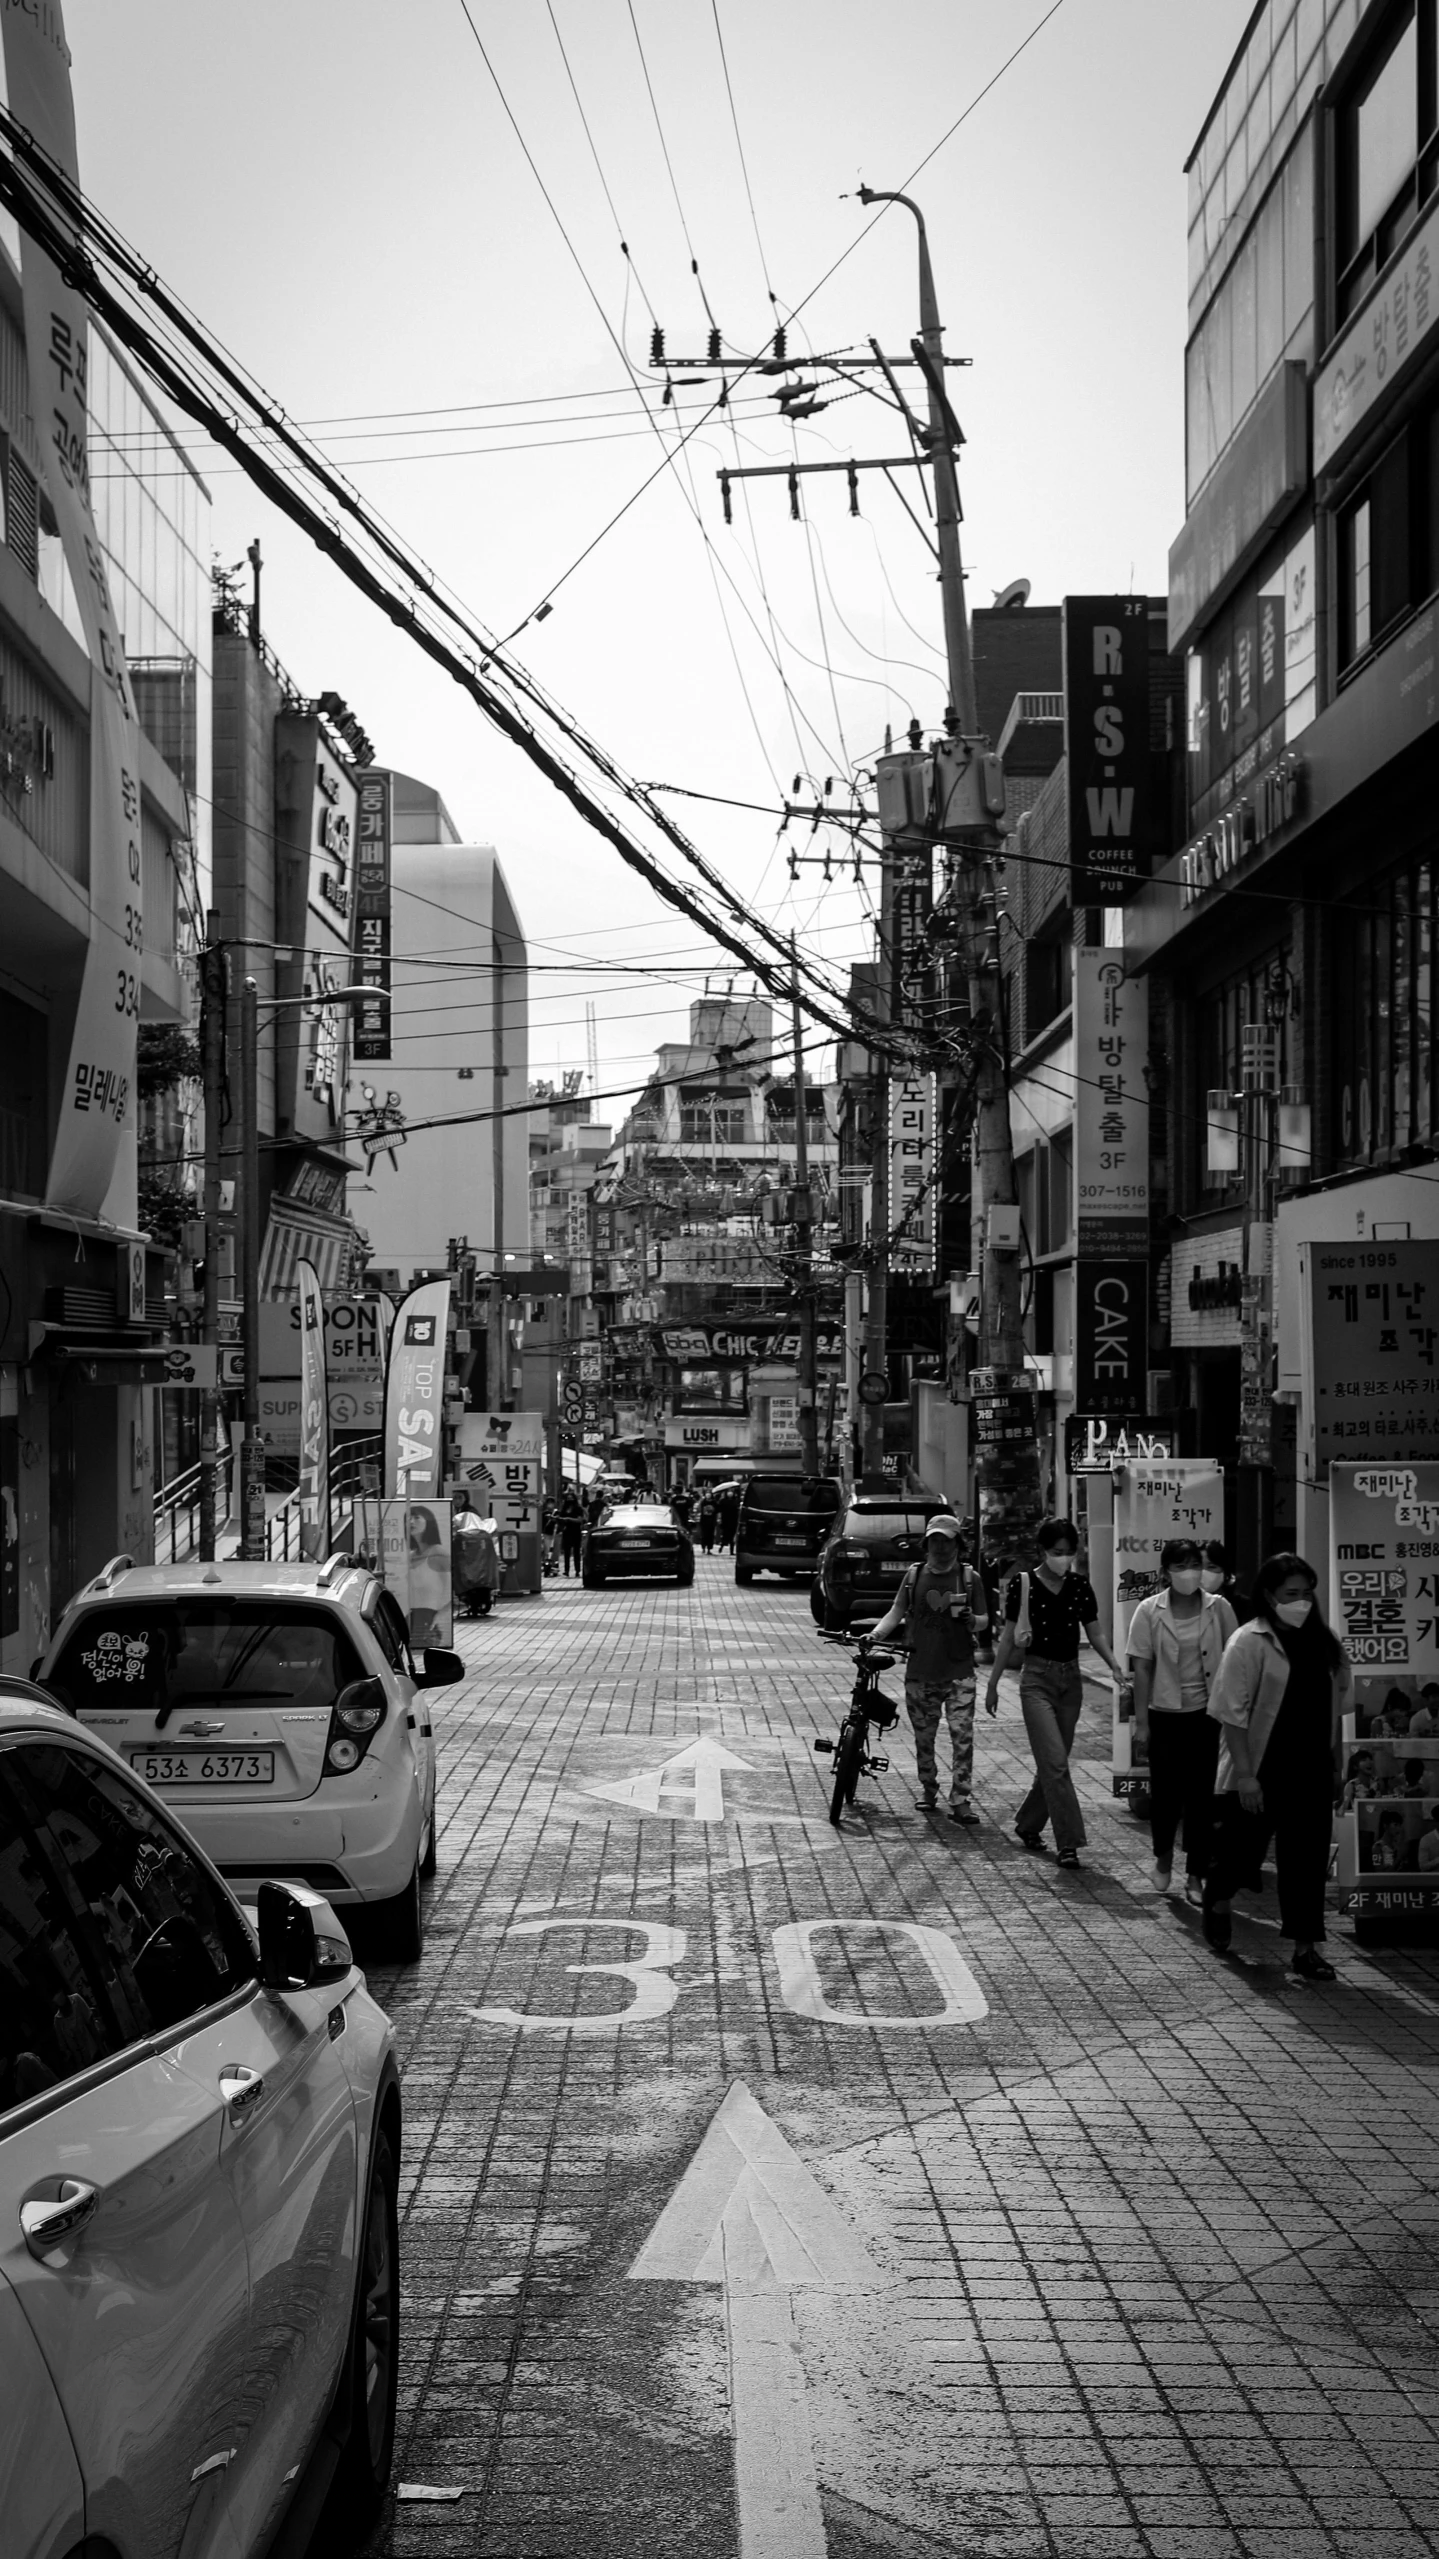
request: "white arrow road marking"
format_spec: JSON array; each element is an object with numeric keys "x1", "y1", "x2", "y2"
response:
[
  {"x1": 630, "y1": 2081, "x2": 876, "y2": 2557},
  {"x1": 587, "y1": 1734, "x2": 758, "y2": 1821}
]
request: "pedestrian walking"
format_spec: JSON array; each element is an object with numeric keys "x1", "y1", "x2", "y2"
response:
[
  {"x1": 697, "y1": 1495, "x2": 716, "y2": 1555},
  {"x1": 558, "y1": 1484, "x2": 584, "y2": 1579},
  {"x1": 671, "y1": 1484, "x2": 694, "y2": 1532},
  {"x1": 1126, "y1": 1539, "x2": 1237, "y2": 1901},
  {"x1": 540, "y1": 1493, "x2": 560, "y2": 1578},
  {"x1": 871, "y1": 1514, "x2": 989, "y2": 1822},
  {"x1": 985, "y1": 1517, "x2": 1126, "y2": 1870},
  {"x1": 716, "y1": 1483, "x2": 740, "y2": 1552},
  {"x1": 1201, "y1": 1551, "x2": 1353, "y2": 1981}
]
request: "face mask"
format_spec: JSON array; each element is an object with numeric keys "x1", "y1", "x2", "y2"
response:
[
  {"x1": 1200, "y1": 1569, "x2": 1225, "y2": 1593},
  {"x1": 1043, "y1": 1553, "x2": 1075, "y2": 1575},
  {"x1": 1169, "y1": 1569, "x2": 1202, "y2": 1596},
  {"x1": 1274, "y1": 1597, "x2": 1313, "y2": 1627}
]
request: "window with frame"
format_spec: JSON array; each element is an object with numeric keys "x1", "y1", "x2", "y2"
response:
[
  {"x1": 1195, "y1": 947, "x2": 1299, "y2": 1196},
  {"x1": 1336, "y1": 1, "x2": 1439, "y2": 324},
  {"x1": 678, "y1": 1089, "x2": 748, "y2": 1146},
  {"x1": 1337, "y1": 399, "x2": 1439, "y2": 672},
  {"x1": 1333, "y1": 856, "x2": 1436, "y2": 1165}
]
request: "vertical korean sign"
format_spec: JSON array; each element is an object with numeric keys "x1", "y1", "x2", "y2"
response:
[
  {"x1": 1072, "y1": 950, "x2": 1148, "y2": 1416},
  {"x1": 4, "y1": 5, "x2": 140, "y2": 1218},
  {"x1": 1063, "y1": 596, "x2": 1151, "y2": 905},
  {"x1": 295, "y1": 1258, "x2": 329, "y2": 1560},
  {"x1": 889, "y1": 1073, "x2": 936, "y2": 1273},
  {"x1": 382, "y1": 1278, "x2": 451, "y2": 1498},
  {"x1": 1330, "y1": 1463, "x2": 1439, "y2": 1915},
  {"x1": 457, "y1": 1411, "x2": 544, "y2": 1596},
  {"x1": 354, "y1": 768, "x2": 392, "y2": 1061}
]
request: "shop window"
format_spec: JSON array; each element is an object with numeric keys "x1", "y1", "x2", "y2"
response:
[
  {"x1": 1336, "y1": 1, "x2": 1438, "y2": 323},
  {"x1": 1334, "y1": 857, "x2": 1436, "y2": 1165},
  {"x1": 1195, "y1": 947, "x2": 1298, "y2": 1199},
  {"x1": 1338, "y1": 409, "x2": 1438, "y2": 673}
]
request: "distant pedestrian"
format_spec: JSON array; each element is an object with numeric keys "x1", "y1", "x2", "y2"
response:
[
  {"x1": 558, "y1": 1485, "x2": 584, "y2": 1578},
  {"x1": 985, "y1": 1517, "x2": 1126, "y2": 1871},
  {"x1": 541, "y1": 1493, "x2": 560, "y2": 1577},
  {"x1": 716, "y1": 1484, "x2": 740, "y2": 1552},
  {"x1": 871, "y1": 1515, "x2": 989, "y2": 1823},
  {"x1": 1201, "y1": 1541, "x2": 1251, "y2": 1623},
  {"x1": 698, "y1": 1495, "x2": 716, "y2": 1554},
  {"x1": 1202, "y1": 1551, "x2": 1353, "y2": 1982},
  {"x1": 1126, "y1": 1538, "x2": 1237, "y2": 1901},
  {"x1": 671, "y1": 1485, "x2": 695, "y2": 1532}
]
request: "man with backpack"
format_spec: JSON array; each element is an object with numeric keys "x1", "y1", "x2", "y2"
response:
[{"x1": 870, "y1": 1515, "x2": 990, "y2": 1823}]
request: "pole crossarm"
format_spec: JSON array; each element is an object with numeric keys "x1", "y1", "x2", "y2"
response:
[{"x1": 718, "y1": 456, "x2": 929, "y2": 482}]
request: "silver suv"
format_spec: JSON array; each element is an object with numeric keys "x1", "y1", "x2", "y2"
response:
[{"x1": 0, "y1": 1687, "x2": 401, "y2": 2557}]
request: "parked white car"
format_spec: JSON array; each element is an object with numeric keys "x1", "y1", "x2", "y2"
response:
[
  {"x1": 39, "y1": 1554, "x2": 463, "y2": 1963},
  {"x1": 0, "y1": 1686, "x2": 401, "y2": 2559}
]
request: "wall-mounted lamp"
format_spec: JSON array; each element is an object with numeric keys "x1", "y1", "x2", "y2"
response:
[
  {"x1": 1206, "y1": 1088, "x2": 1241, "y2": 1176},
  {"x1": 1277, "y1": 1085, "x2": 1311, "y2": 1178}
]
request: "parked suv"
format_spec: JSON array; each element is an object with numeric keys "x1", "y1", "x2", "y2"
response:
[
  {"x1": 734, "y1": 1475, "x2": 843, "y2": 1584},
  {"x1": 40, "y1": 1554, "x2": 464, "y2": 1962},
  {"x1": 811, "y1": 1492, "x2": 950, "y2": 1628},
  {"x1": 0, "y1": 1692, "x2": 401, "y2": 2558}
]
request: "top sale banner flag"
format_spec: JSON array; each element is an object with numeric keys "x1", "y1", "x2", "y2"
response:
[{"x1": 382, "y1": 1278, "x2": 451, "y2": 1499}]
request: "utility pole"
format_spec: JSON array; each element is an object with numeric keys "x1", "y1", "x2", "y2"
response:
[
  {"x1": 197, "y1": 915, "x2": 225, "y2": 1559},
  {"x1": 860, "y1": 873, "x2": 891, "y2": 1485},
  {"x1": 239, "y1": 975, "x2": 266, "y2": 1560},
  {"x1": 789, "y1": 934, "x2": 820, "y2": 1476},
  {"x1": 858, "y1": 187, "x2": 1040, "y2": 1553}
]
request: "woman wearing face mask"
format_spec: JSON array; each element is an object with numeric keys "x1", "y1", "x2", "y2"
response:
[
  {"x1": 985, "y1": 1517, "x2": 1125, "y2": 1869},
  {"x1": 1201, "y1": 1552, "x2": 1353, "y2": 1980},
  {"x1": 1200, "y1": 1541, "x2": 1251, "y2": 1623},
  {"x1": 1126, "y1": 1539, "x2": 1238, "y2": 1899}
]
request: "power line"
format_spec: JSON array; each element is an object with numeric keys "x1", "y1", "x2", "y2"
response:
[
  {"x1": 544, "y1": 0, "x2": 660, "y2": 330},
  {"x1": 625, "y1": 0, "x2": 719, "y2": 333},
  {"x1": 709, "y1": 0, "x2": 781, "y2": 316}
]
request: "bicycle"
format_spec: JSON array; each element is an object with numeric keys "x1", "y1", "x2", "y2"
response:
[{"x1": 813, "y1": 1629, "x2": 901, "y2": 1826}]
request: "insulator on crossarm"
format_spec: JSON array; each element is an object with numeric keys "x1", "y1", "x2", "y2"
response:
[
  {"x1": 720, "y1": 471, "x2": 733, "y2": 525},
  {"x1": 662, "y1": 377, "x2": 674, "y2": 407},
  {"x1": 788, "y1": 467, "x2": 801, "y2": 520},
  {"x1": 773, "y1": 326, "x2": 787, "y2": 363},
  {"x1": 707, "y1": 326, "x2": 721, "y2": 363},
  {"x1": 847, "y1": 462, "x2": 860, "y2": 516},
  {"x1": 649, "y1": 325, "x2": 665, "y2": 367}
]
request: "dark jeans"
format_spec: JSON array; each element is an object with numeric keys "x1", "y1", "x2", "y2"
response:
[
  {"x1": 1205, "y1": 1772, "x2": 1332, "y2": 1943},
  {"x1": 560, "y1": 1527, "x2": 583, "y2": 1574},
  {"x1": 1146, "y1": 1711, "x2": 1220, "y2": 1875},
  {"x1": 1016, "y1": 1656, "x2": 1086, "y2": 1852}
]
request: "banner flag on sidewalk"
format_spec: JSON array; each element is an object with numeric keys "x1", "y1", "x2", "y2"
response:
[
  {"x1": 4, "y1": 3, "x2": 142, "y2": 1221},
  {"x1": 382, "y1": 1278, "x2": 451, "y2": 1498},
  {"x1": 295, "y1": 1258, "x2": 330, "y2": 1559}
]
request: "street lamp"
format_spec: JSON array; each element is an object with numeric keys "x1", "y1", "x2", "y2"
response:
[{"x1": 238, "y1": 977, "x2": 370, "y2": 1561}]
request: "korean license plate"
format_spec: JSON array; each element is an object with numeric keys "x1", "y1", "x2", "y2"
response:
[
  {"x1": 132, "y1": 1750, "x2": 275, "y2": 1786},
  {"x1": 771, "y1": 1535, "x2": 807, "y2": 1548},
  {"x1": 619, "y1": 1537, "x2": 652, "y2": 1549},
  {"x1": 878, "y1": 1561, "x2": 906, "y2": 1577}
]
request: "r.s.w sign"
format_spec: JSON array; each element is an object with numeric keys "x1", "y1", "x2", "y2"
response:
[{"x1": 1064, "y1": 597, "x2": 1151, "y2": 905}]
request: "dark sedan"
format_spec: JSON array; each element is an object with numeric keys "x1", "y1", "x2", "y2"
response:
[
  {"x1": 734, "y1": 1474, "x2": 842, "y2": 1584},
  {"x1": 810, "y1": 1493, "x2": 949, "y2": 1629},
  {"x1": 583, "y1": 1502, "x2": 695, "y2": 1588}
]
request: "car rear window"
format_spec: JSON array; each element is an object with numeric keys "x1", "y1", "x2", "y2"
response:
[
  {"x1": 48, "y1": 1602, "x2": 364, "y2": 1722},
  {"x1": 744, "y1": 1481, "x2": 842, "y2": 1516},
  {"x1": 841, "y1": 1509, "x2": 938, "y2": 1542}
]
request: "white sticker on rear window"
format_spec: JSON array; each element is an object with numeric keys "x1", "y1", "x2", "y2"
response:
[{"x1": 79, "y1": 1629, "x2": 150, "y2": 1684}]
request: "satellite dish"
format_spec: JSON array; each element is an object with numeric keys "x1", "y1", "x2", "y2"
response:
[{"x1": 992, "y1": 578, "x2": 1031, "y2": 610}]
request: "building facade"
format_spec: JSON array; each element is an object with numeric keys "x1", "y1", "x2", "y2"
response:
[{"x1": 1130, "y1": 0, "x2": 1439, "y2": 1574}]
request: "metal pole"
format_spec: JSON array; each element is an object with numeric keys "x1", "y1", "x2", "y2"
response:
[
  {"x1": 239, "y1": 975, "x2": 266, "y2": 1559},
  {"x1": 198, "y1": 918, "x2": 225, "y2": 1558},
  {"x1": 789, "y1": 935, "x2": 820, "y2": 1476}
]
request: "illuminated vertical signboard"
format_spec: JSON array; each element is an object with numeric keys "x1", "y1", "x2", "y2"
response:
[{"x1": 354, "y1": 768, "x2": 392, "y2": 1060}]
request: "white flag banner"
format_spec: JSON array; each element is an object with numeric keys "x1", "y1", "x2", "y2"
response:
[{"x1": 3, "y1": 3, "x2": 142, "y2": 1221}]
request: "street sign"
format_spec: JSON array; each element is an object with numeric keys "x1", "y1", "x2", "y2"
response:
[
  {"x1": 219, "y1": 1347, "x2": 245, "y2": 1390},
  {"x1": 858, "y1": 1371, "x2": 888, "y2": 1406}
]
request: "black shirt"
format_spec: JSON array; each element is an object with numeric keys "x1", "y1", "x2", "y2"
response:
[{"x1": 1004, "y1": 1568, "x2": 1098, "y2": 1662}]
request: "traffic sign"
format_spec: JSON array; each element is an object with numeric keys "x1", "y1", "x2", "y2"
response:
[{"x1": 858, "y1": 1371, "x2": 888, "y2": 1406}]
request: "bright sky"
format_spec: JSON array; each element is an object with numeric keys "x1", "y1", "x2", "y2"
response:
[{"x1": 66, "y1": 0, "x2": 1250, "y2": 1113}]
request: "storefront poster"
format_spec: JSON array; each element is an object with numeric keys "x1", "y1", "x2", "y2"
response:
[
  {"x1": 1301, "y1": 1241, "x2": 1439, "y2": 1484},
  {"x1": 1331, "y1": 1460, "x2": 1439, "y2": 1909},
  {"x1": 382, "y1": 1277, "x2": 451, "y2": 1498},
  {"x1": 457, "y1": 1411, "x2": 542, "y2": 1595},
  {"x1": 5, "y1": 5, "x2": 141, "y2": 1220},
  {"x1": 1111, "y1": 1460, "x2": 1224, "y2": 1795},
  {"x1": 357, "y1": 1497, "x2": 453, "y2": 1649}
]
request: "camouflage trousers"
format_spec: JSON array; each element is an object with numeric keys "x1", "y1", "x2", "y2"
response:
[{"x1": 906, "y1": 1676, "x2": 976, "y2": 1805}]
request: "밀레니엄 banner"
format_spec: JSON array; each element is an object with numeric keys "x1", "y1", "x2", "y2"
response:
[
  {"x1": 1111, "y1": 1459, "x2": 1224, "y2": 1796},
  {"x1": 3, "y1": 4, "x2": 142, "y2": 1221},
  {"x1": 295, "y1": 1258, "x2": 329, "y2": 1560},
  {"x1": 382, "y1": 1278, "x2": 451, "y2": 1498},
  {"x1": 1330, "y1": 1461, "x2": 1439, "y2": 1917}
]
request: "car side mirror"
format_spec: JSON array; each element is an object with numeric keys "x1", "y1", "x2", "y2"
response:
[
  {"x1": 257, "y1": 1880, "x2": 352, "y2": 1990},
  {"x1": 419, "y1": 1647, "x2": 465, "y2": 1688}
]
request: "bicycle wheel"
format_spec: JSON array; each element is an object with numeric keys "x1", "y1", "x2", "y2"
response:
[{"x1": 829, "y1": 1719, "x2": 862, "y2": 1825}]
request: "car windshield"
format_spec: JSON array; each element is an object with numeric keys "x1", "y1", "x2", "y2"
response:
[
  {"x1": 606, "y1": 1509, "x2": 674, "y2": 1530},
  {"x1": 48, "y1": 1602, "x2": 363, "y2": 1721},
  {"x1": 841, "y1": 1509, "x2": 939, "y2": 1543},
  {"x1": 745, "y1": 1481, "x2": 841, "y2": 1516}
]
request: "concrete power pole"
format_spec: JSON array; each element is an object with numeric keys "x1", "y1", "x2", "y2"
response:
[
  {"x1": 197, "y1": 918, "x2": 225, "y2": 1560},
  {"x1": 789, "y1": 936, "x2": 820, "y2": 1475},
  {"x1": 859, "y1": 187, "x2": 1043, "y2": 1555}
]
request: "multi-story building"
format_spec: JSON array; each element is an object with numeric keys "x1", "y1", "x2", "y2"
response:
[
  {"x1": 1129, "y1": 0, "x2": 1439, "y2": 1573},
  {"x1": 0, "y1": 249, "x2": 211, "y2": 1670}
]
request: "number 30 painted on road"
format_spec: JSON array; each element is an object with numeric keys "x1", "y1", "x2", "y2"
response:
[{"x1": 469, "y1": 1915, "x2": 987, "y2": 2034}]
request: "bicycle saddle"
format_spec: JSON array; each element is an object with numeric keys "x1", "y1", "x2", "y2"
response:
[{"x1": 866, "y1": 1649, "x2": 896, "y2": 1671}]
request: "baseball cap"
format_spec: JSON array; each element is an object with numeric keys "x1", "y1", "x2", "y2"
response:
[{"x1": 925, "y1": 1515, "x2": 963, "y2": 1540}]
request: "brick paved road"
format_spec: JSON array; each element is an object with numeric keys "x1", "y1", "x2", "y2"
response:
[{"x1": 336, "y1": 1554, "x2": 1439, "y2": 2559}]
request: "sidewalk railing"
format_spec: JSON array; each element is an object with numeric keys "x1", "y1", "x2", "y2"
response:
[
  {"x1": 153, "y1": 1456, "x2": 233, "y2": 1563},
  {"x1": 154, "y1": 1437, "x2": 381, "y2": 1565}
]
